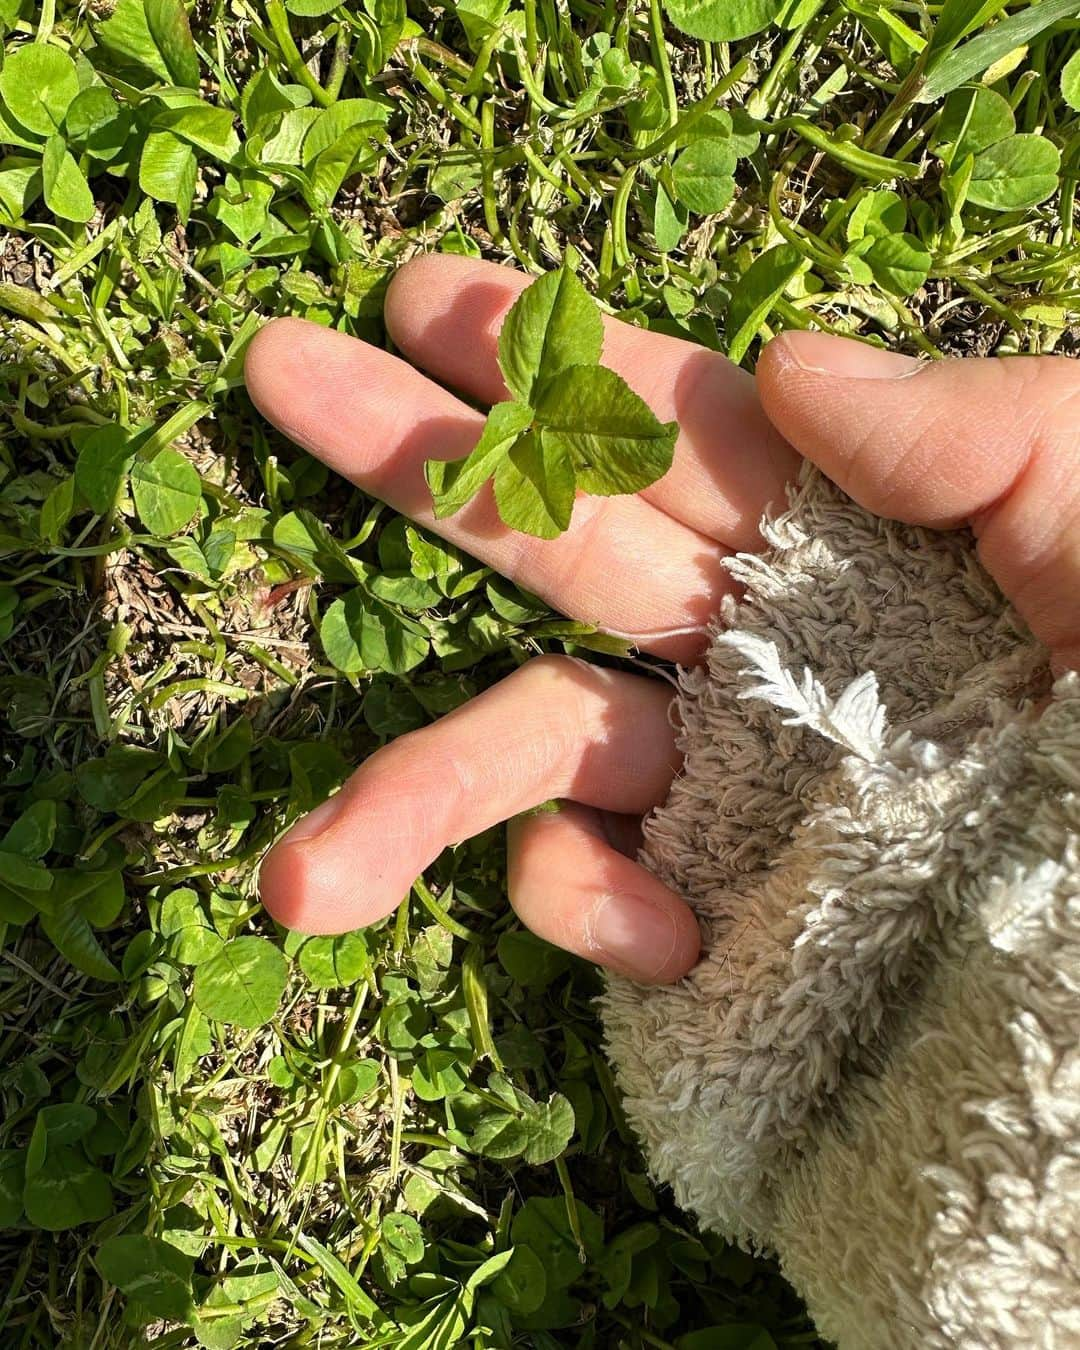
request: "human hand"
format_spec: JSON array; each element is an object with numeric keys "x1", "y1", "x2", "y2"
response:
[{"x1": 244, "y1": 255, "x2": 1080, "y2": 983}]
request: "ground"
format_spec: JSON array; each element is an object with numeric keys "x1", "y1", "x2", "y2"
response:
[{"x1": 0, "y1": 0, "x2": 1078, "y2": 1346}]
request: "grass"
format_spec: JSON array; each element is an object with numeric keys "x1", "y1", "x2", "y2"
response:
[{"x1": 0, "y1": 0, "x2": 1078, "y2": 1345}]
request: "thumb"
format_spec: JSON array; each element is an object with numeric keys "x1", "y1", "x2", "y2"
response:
[{"x1": 757, "y1": 331, "x2": 1080, "y2": 673}]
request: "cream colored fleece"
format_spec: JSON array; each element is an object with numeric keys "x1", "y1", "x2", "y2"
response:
[{"x1": 600, "y1": 464, "x2": 1080, "y2": 1349}]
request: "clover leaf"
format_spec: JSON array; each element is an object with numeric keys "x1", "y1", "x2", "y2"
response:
[
  {"x1": 193, "y1": 936, "x2": 288, "y2": 1028},
  {"x1": 0, "y1": 43, "x2": 80, "y2": 137},
  {"x1": 424, "y1": 266, "x2": 677, "y2": 538}
]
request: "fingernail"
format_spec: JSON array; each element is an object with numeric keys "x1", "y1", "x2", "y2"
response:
[
  {"x1": 280, "y1": 791, "x2": 345, "y2": 845},
  {"x1": 589, "y1": 892, "x2": 679, "y2": 981},
  {"x1": 777, "y1": 331, "x2": 923, "y2": 380}
]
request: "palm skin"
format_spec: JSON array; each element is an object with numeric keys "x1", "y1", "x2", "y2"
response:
[{"x1": 245, "y1": 254, "x2": 1080, "y2": 983}]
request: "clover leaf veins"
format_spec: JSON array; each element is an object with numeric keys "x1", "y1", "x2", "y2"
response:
[{"x1": 424, "y1": 267, "x2": 678, "y2": 539}]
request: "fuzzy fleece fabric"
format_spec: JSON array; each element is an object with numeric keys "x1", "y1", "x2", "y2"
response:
[{"x1": 600, "y1": 464, "x2": 1080, "y2": 1349}]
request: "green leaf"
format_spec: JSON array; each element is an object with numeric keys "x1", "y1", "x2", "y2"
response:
[
  {"x1": 967, "y1": 134, "x2": 1061, "y2": 211},
  {"x1": 302, "y1": 98, "x2": 392, "y2": 163},
  {"x1": 671, "y1": 138, "x2": 737, "y2": 214},
  {"x1": 271, "y1": 508, "x2": 359, "y2": 582},
  {"x1": 491, "y1": 1245, "x2": 547, "y2": 1314},
  {"x1": 41, "y1": 134, "x2": 94, "y2": 224},
  {"x1": 0, "y1": 156, "x2": 42, "y2": 223},
  {"x1": 40, "y1": 907, "x2": 122, "y2": 981},
  {"x1": 522, "y1": 1092, "x2": 575, "y2": 1164},
  {"x1": 465, "y1": 1248, "x2": 515, "y2": 1293},
  {"x1": 145, "y1": 0, "x2": 201, "y2": 88},
  {"x1": 652, "y1": 181, "x2": 688, "y2": 253},
  {"x1": 919, "y1": 0, "x2": 1080, "y2": 102},
  {"x1": 2, "y1": 800, "x2": 56, "y2": 858},
  {"x1": 309, "y1": 122, "x2": 385, "y2": 206},
  {"x1": 381, "y1": 1213, "x2": 424, "y2": 1263},
  {"x1": 846, "y1": 189, "x2": 906, "y2": 241},
  {"x1": 320, "y1": 590, "x2": 428, "y2": 675},
  {"x1": 498, "y1": 266, "x2": 603, "y2": 405},
  {"x1": 155, "y1": 100, "x2": 240, "y2": 161},
  {"x1": 76, "y1": 746, "x2": 163, "y2": 811},
  {"x1": 471, "y1": 1110, "x2": 529, "y2": 1159},
  {"x1": 934, "y1": 85, "x2": 1014, "y2": 162},
  {"x1": 0, "y1": 882, "x2": 37, "y2": 925},
  {"x1": 40, "y1": 472, "x2": 76, "y2": 544},
  {"x1": 259, "y1": 106, "x2": 321, "y2": 165},
  {"x1": 24, "y1": 1112, "x2": 113, "y2": 1231},
  {"x1": 725, "y1": 243, "x2": 807, "y2": 365},
  {"x1": 662, "y1": 0, "x2": 783, "y2": 41},
  {"x1": 510, "y1": 1196, "x2": 603, "y2": 1290},
  {"x1": 0, "y1": 852, "x2": 53, "y2": 892},
  {"x1": 193, "y1": 936, "x2": 289, "y2": 1027},
  {"x1": 1062, "y1": 49, "x2": 1080, "y2": 112},
  {"x1": 493, "y1": 430, "x2": 575, "y2": 538},
  {"x1": 64, "y1": 87, "x2": 128, "y2": 161},
  {"x1": 425, "y1": 401, "x2": 533, "y2": 518},
  {"x1": 160, "y1": 887, "x2": 225, "y2": 965},
  {"x1": 131, "y1": 448, "x2": 202, "y2": 536},
  {"x1": 497, "y1": 930, "x2": 574, "y2": 989},
  {"x1": 927, "y1": 0, "x2": 1009, "y2": 57},
  {"x1": 210, "y1": 170, "x2": 273, "y2": 244},
  {"x1": 54, "y1": 868, "x2": 125, "y2": 926},
  {"x1": 240, "y1": 67, "x2": 311, "y2": 134},
  {"x1": 862, "y1": 231, "x2": 932, "y2": 296},
  {"x1": 533, "y1": 366, "x2": 677, "y2": 496},
  {"x1": 23, "y1": 1147, "x2": 113, "y2": 1230},
  {"x1": 297, "y1": 930, "x2": 369, "y2": 988},
  {"x1": 97, "y1": 1235, "x2": 195, "y2": 1321},
  {"x1": 139, "y1": 130, "x2": 196, "y2": 218},
  {"x1": 331, "y1": 1059, "x2": 380, "y2": 1106},
  {"x1": 0, "y1": 43, "x2": 80, "y2": 136},
  {"x1": 96, "y1": 0, "x2": 172, "y2": 83}
]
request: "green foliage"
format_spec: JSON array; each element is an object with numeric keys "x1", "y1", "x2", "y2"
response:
[
  {"x1": 426, "y1": 267, "x2": 678, "y2": 537},
  {"x1": 1064, "y1": 49, "x2": 1080, "y2": 111},
  {"x1": 97, "y1": 1234, "x2": 196, "y2": 1322},
  {"x1": 1, "y1": 0, "x2": 1076, "y2": 1344},
  {"x1": 968, "y1": 134, "x2": 1062, "y2": 211},
  {"x1": 662, "y1": 0, "x2": 784, "y2": 42},
  {"x1": 193, "y1": 936, "x2": 290, "y2": 1027}
]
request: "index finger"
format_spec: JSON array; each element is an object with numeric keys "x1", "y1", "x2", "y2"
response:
[
  {"x1": 244, "y1": 318, "x2": 737, "y2": 662},
  {"x1": 384, "y1": 254, "x2": 798, "y2": 550}
]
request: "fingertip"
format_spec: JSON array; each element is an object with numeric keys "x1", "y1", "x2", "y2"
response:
[
  {"x1": 257, "y1": 839, "x2": 320, "y2": 933},
  {"x1": 384, "y1": 252, "x2": 478, "y2": 344},
  {"x1": 586, "y1": 885, "x2": 702, "y2": 985},
  {"x1": 509, "y1": 807, "x2": 700, "y2": 985},
  {"x1": 384, "y1": 253, "x2": 523, "y2": 396},
  {"x1": 259, "y1": 834, "x2": 405, "y2": 936},
  {"x1": 244, "y1": 316, "x2": 318, "y2": 419},
  {"x1": 384, "y1": 253, "x2": 459, "y2": 340}
]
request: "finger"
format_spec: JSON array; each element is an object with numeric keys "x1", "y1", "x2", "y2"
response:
[
  {"x1": 258, "y1": 655, "x2": 679, "y2": 935},
  {"x1": 507, "y1": 802, "x2": 700, "y2": 984},
  {"x1": 384, "y1": 253, "x2": 799, "y2": 550},
  {"x1": 757, "y1": 332, "x2": 1080, "y2": 672},
  {"x1": 245, "y1": 318, "x2": 734, "y2": 663}
]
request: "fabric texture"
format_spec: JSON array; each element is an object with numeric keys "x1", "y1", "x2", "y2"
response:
[{"x1": 600, "y1": 464, "x2": 1080, "y2": 1349}]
